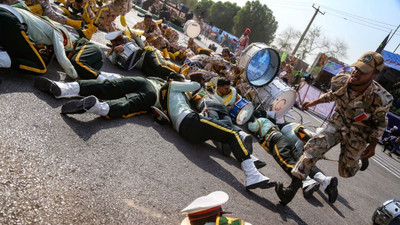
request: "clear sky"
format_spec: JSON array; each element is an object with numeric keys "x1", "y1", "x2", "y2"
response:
[{"x1": 219, "y1": 0, "x2": 400, "y2": 65}]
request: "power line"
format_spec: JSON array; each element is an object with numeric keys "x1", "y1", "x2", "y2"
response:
[
  {"x1": 264, "y1": 5, "x2": 311, "y2": 12},
  {"x1": 325, "y1": 11, "x2": 400, "y2": 37},
  {"x1": 320, "y1": 5, "x2": 398, "y2": 28},
  {"x1": 266, "y1": 1, "x2": 398, "y2": 29},
  {"x1": 325, "y1": 11, "x2": 391, "y2": 32}
]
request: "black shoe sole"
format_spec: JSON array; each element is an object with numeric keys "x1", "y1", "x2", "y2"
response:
[
  {"x1": 247, "y1": 180, "x2": 277, "y2": 190},
  {"x1": 61, "y1": 95, "x2": 97, "y2": 114},
  {"x1": 275, "y1": 182, "x2": 294, "y2": 205},
  {"x1": 325, "y1": 177, "x2": 338, "y2": 204},
  {"x1": 254, "y1": 160, "x2": 267, "y2": 169},
  {"x1": 34, "y1": 77, "x2": 61, "y2": 97},
  {"x1": 303, "y1": 183, "x2": 320, "y2": 199},
  {"x1": 360, "y1": 158, "x2": 369, "y2": 171}
]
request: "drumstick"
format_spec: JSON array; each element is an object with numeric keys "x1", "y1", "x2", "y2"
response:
[
  {"x1": 126, "y1": 26, "x2": 136, "y2": 38},
  {"x1": 202, "y1": 89, "x2": 209, "y2": 117}
]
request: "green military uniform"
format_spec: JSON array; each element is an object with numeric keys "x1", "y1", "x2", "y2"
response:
[
  {"x1": 140, "y1": 47, "x2": 176, "y2": 80},
  {"x1": 216, "y1": 216, "x2": 249, "y2": 225},
  {"x1": 68, "y1": 38, "x2": 103, "y2": 79},
  {"x1": 77, "y1": 76, "x2": 161, "y2": 118}
]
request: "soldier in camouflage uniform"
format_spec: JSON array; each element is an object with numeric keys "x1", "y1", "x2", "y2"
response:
[
  {"x1": 160, "y1": 23, "x2": 179, "y2": 44},
  {"x1": 2, "y1": 0, "x2": 84, "y2": 28},
  {"x1": 133, "y1": 13, "x2": 172, "y2": 58},
  {"x1": 94, "y1": 0, "x2": 131, "y2": 32},
  {"x1": 292, "y1": 51, "x2": 393, "y2": 180},
  {"x1": 63, "y1": 0, "x2": 95, "y2": 23},
  {"x1": 181, "y1": 54, "x2": 231, "y2": 82},
  {"x1": 77, "y1": 0, "x2": 131, "y2": 40}
]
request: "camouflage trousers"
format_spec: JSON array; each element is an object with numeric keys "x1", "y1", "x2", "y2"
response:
[{"x1": 295, "y1": 123, "x2": 367, "y2": 178}]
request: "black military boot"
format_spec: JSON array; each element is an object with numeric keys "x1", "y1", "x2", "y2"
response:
[{"x1": 275, "y1": 178, "x2": 302, "y2": 205}]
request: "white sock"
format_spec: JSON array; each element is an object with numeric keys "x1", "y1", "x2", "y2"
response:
[
  {"x1": 55, "y1": 81, "x2": 80, "y2": 98},
  {"x1": 87, "y1": 100, "x2": 110, "y2": 116},
  {"x1": 0, "y1": 51, "x2": 11, "y2": 68},
  {"x1": 97, "y1": 71, "x2": 123, "y2": 81},
  {"x1": 313, "y1": 172, "x2": 331, "y2": 190},
  {"x1": 302, "y1": 176, "x2": 318, "y2": 188},
  {"x1": 250, "y1": 155, "x2": 259, "y2": 162}
]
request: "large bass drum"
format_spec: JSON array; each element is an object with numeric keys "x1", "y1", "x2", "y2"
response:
[
  {"x1": 184, "y1": 20, "x2": 201, "y2": 38},
  {"x1": 238, "y1": 42, "x2": 280, "y2": 87},
  {"x1": 253, "y1": 77, "x2": 296, "y2": 119}
]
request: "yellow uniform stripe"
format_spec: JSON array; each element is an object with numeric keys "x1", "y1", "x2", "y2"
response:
[
  {"x1": 122, "y1": 110, "x2": 148, "y2": 118},
  {"x1": 273, "y1": 144, "x2": 294, "y2": 169},
  {"x1": 154, "y1": 50, "x2": 174, "y2": 73},
  {"x1": 94, "y1": 7, "x2": 108, "y2": 24},
  {"x1": 200, "y1": 118, "x2": 248, "y2": 156},
  {"x1": 75, "y1": 45, "x2": 97, "y2": 77},
  {"x1": 19, "y1": 31, "x2": 47, "y2": 74}
]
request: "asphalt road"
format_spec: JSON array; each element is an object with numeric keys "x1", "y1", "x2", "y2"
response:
[{"x1": 1, "y1": 6, "x2": 400, "y2": 225}]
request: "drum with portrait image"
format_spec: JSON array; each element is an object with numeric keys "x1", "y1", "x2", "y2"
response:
[
  {"x1": 238, "y1": 42, "x2": 281, "y2": 87},
  {"x1": 253, "y1": 77, "x2": 296, "y2": 119},
  {"x1": 230, "y1": 98, "x2": 254, "y2": 125},
  {"x1": 184, "y1": 20, "x2": 201, "y2": 38}
]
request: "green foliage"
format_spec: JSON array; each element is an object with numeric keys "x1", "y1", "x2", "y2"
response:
[
  {"x1": 193, "y1": 0, "x2": 213, "y2": 23},
  {"x1": 209, "y1": 2, "x2": 240, "y2": 33},
  {"x1": 233, "y1": 0, "x2": 277, "y2": 44}
]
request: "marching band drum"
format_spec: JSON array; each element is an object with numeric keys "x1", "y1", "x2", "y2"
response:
[
  {"x1": 105, "y1": 31, "x2": 142, "y2": 70},
  {"x1": 252, "y1": 77, "x2": 296, "y2": 119},
  {"x1": 236, "y1": 42, "x2": 296, "y2": 120},
  {"x1": 230, "y1": 98, "x2": 254, "y2": 125},
  {"x1": 183, "y1": 20, "x2": 201, "y2": 38}
]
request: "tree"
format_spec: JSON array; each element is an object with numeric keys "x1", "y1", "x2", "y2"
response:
[
  {"x1": 176, "y1": 0, "x2": 198, "y2": 10},
  {"x1": 296, "y1": 26, "x2": 322, "y2": 61},
  {"x1": 233, "y1": 0, "x2": 278, "y2": 45},
  {"x1": 275, "y1": 26, "x2": 300, "y2": 54},
  {"x1": 320, "y1": 38, "x2": 348, "y2": 60},
  {"x1": 209, "y1": 2, "x2": 240, "y2": 33},
  {"x1": 193, "y1": 0, "x2": 213, "y2": 23}
]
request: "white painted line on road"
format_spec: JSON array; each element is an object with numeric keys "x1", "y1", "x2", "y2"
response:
[
  {"x1": 374, "y1": 154, "x2": 400, "y2": 171},
  {"x1": 372, "y1": 157, "x2": 400, "y2": 179}
]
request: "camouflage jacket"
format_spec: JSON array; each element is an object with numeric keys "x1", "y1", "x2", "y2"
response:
[{"x1": 319, "y1": 71, "x2": 393, "y2": 141}]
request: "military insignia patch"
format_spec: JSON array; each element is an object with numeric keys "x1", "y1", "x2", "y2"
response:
[{"x1": 362, "y1": 54, "x2": 373, "y2": 63}]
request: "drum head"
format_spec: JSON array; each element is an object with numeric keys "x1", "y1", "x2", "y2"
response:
[
  {"x1": 184, "y1": 20, "x2": 201, "y2": 38},
  {"x1": 236, "y1": 103, "x2": 254, "y2": 125},
  {"x1": 246, "y1": 47, "x2": 280, "y2": 87},
  {"x1": 270, "y1": 89, "x2": 296, "y2": 118}
]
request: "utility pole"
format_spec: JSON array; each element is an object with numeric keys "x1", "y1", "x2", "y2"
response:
[
  {"x1": 291, "y1": 4, "x2": 325, "y2": 57},
  {"x1": 388, "y1": 24, "x2": 400, "y2": 43},
  {"x1": 394, "y1": 42, "x2": 400, "y2": 53}
]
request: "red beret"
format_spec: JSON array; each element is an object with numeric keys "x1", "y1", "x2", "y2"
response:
[{"x1": 245, "y1": 28, "x2": 251, "y2": 34}]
